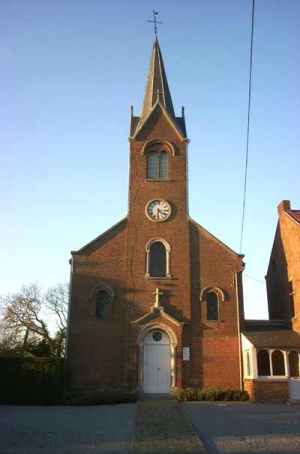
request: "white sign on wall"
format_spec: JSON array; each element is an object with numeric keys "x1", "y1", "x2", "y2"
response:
[{"x1": 183, "y1": 347, "x2": 190, "y2": 361}]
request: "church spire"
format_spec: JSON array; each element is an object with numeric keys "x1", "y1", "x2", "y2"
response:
[
  {"x1": 140, "y1": 37, "x2": 175, "y2": 120},
  {"x1": 130, "y1": 37, "x2": 187, "y2": 140}
]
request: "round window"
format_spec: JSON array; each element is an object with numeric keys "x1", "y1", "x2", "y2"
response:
[{"x1": 152, "y1": 331, "x2": 162, "y2": 342}]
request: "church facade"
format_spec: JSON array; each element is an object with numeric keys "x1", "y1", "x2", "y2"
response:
[{"x1": 66, "y1": 38, "x2": 245, "y2": 395}]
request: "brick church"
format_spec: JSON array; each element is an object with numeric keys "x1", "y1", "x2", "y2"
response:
[{"x1": 65, "y1": 37, "x2": 247, "y2": 395}]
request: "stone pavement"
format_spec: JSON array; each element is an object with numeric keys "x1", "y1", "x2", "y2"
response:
[
  {"x1": 2, "y1": 400, "x2": 300, "y2": 453},
  {"x1": 184, "y1": 401, "x2": 300, "y2": 453},
  {"x1": 131, "y1": 399, "x2": 207, "y2": 453}
]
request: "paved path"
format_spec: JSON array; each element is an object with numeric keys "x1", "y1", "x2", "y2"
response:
[
  {"x1": 132, "y1": 399, "x2": 206, "y2": 453},
  {"x1": 0, "y1": 400, "x2": 205, "y2": 454},
  {"x1": 184, "y1": 401, "x2": 300, "y2": 453},
  {"x1": 0, "y1": 404, "x2": 136, "y2": 453},
  {"x1": 2, "y1": 400, "x2": 300, "y2": 453}
]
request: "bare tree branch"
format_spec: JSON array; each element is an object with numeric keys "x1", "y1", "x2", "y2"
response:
[{"x1": 0, "y1": 282, "x2": 69, "y2": 357}]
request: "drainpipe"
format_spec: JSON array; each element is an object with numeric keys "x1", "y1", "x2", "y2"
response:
[
  {"x1": 64, "y1": 256, "x2": 74, "y2": 362},
  {"x1": 235, "y1": 269, "x2": 244, "y2": 390}
]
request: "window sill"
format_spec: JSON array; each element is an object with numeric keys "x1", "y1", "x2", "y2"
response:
[
  {"x1": 256, "y1": 376, "x2": 288, "y2": 381},
  {"x1": 146, "y1": 179, "x2": 172, "y2": 182},
  {"x1": 145, "y1": 274, "x2": 173, "y2": 279}
]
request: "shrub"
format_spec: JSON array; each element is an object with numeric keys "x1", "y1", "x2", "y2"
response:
[
  {"x1": 65, "y1": 386, "x2": 138, "y2": 405},
  {"x1": 177, "y1": 387, "x2": 249, "y2": 402}
]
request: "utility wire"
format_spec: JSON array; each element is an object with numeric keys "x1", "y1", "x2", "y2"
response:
[
  {"x1": 239, "y1": 0, "x2": 255, "y2": 253},
  {"x1": 243, "y1": 273, "x2": 265, "y2": 285}
]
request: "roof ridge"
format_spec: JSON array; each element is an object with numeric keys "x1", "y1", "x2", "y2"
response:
[
  {"x1": 188, "y1": 216, "x2": 244, "y2": 259},
  {"x1": 286, "y1": 209, "x2": 300, "y2": 225}
]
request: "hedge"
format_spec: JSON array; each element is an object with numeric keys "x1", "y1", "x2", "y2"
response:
[
  {"x1": 65, "y1": 386, "x2": 138, "y2": 405},
  {"x1": 177, "y1": 387, "x2": 249, "y2": 402},
  {"x1": 0, "y1": 357, "x2": 64, "y2": 405}
]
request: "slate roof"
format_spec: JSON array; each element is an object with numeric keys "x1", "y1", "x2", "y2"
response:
[
  {"x1": 242, "y1": 330, "x2": 300, "y2": 349},
  {"x1": 130, "y1": 37, "x2": 187, "y2": 139},
  {"x1": 140, "y1": 37, "x2": 175, "y2": 120}
]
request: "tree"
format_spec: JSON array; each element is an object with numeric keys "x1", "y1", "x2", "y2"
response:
[{"x1": 0, "y1": 283, "x2": 69, "y2": 358}]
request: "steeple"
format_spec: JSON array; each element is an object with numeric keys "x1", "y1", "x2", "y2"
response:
[
  {"x1": 140, "y1": 37, "x2": 175, "y2": 120},
  {"x1": 130, "y1": 37, "x2": 187, "y2": 139}
]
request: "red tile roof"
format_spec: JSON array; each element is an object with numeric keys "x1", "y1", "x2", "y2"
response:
[{"x1": 287, "y1": 210, "x2": 300, "y2": 224}]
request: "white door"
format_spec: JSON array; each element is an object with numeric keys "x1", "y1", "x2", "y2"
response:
[{"x1": 143, "y1": 330, "x2": 171, "y2": 393}]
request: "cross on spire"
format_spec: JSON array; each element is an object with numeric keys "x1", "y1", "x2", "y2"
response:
[
  {"x1": 147, "y1": 11, "x2": 163, "y2": 36},
  {"x1": 155, "y1": 88, "x2": 163, "y2": 102},
  {"x1": 153, "y1": 288, "x2": 163, "y2": 307}
]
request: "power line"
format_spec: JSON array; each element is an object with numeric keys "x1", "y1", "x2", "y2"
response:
[
  {"x1": 243, "y1": 273, "x2": 265, "y2": 285},
  {"x1": 239, "y1": 0, "x2": 255, "y2": 253}
]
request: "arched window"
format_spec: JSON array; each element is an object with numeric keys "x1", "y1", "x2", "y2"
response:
[
  {"x1": 272, "y1": 350, "x2": 285, "y2": 375},
  {"x1": 147, "y1": 151, "x2": 169, "y2": 179},
  {"x1": 289, "y1": 351, "x2": 300, "y2": 377},
  {"x1": 257, "y1": 350, "x2": 270, "y2": 376},
  {"x1": 91, "y1": 284, "x2": 115, "y2": 320},
  {"x1": 206, "y1": 292, "x2": 219, "y2": 320},
  {"x1": 96, "y1": 290, "x2": 109, "y2": 319},
  {"x1": 150, "y1": 242, "x2": 166, "y2": 277},
  {"x1": 145, "y1": 239, "x2": 171, "y2": 278}
]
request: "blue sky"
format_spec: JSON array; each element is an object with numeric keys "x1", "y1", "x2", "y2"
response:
[{"x1": 1, "y1": 0, "x2": 299, "y2": 319}]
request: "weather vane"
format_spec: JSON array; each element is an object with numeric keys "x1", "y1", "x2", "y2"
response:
[{"x1": 147, "y1": 11, "x2": 163, "y2": 36}]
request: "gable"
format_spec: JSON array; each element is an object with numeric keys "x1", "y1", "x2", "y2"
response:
[
  {"x1": 131, "y1": 102, "x2": 187, "y2": 141},
  {"x1": 189, "y1": 217, "x2": 244, "y2": 260},
  {"x1": 267, "y1": 206, "x2": 300, "y2": 276},
  {"x1": 71, "y1": 217, "x2": 128, "y2": 256},
  {"x1": 131, "y1": 305, "x2": 184, "y2": 327},
  {"x1": 266, "y1": 222, "x2": 281, "y2": 275}
]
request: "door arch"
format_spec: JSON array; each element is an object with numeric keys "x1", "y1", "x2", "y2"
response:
[{"x1": 137, "y1": 324, "x2": 177, "y2": 394}]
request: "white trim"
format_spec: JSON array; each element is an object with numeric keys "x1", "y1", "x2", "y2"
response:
[{"x1": 244, "y1": 347, "x2": 300, "y2": 380}]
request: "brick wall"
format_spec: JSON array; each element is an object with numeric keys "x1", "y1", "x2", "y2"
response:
[
  {"x1": 266, "y1": 201, "x2": 300, "y2": 331},
  {"x1": 244, "y1": 379, "x2": 289, "y2": 402}
]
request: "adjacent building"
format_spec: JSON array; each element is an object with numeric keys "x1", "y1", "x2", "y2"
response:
[{"x1": 242, "y1": 200, "x2": 300, "y2": 401}]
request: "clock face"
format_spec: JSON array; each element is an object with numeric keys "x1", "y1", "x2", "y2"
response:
[{"x1": 146, "y1": 199, "x2": 171, "y2": 221}]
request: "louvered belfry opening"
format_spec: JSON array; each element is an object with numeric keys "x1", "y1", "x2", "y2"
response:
[{"x1": 147, "y1": 150, "x2": 168, "y2": 179}]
